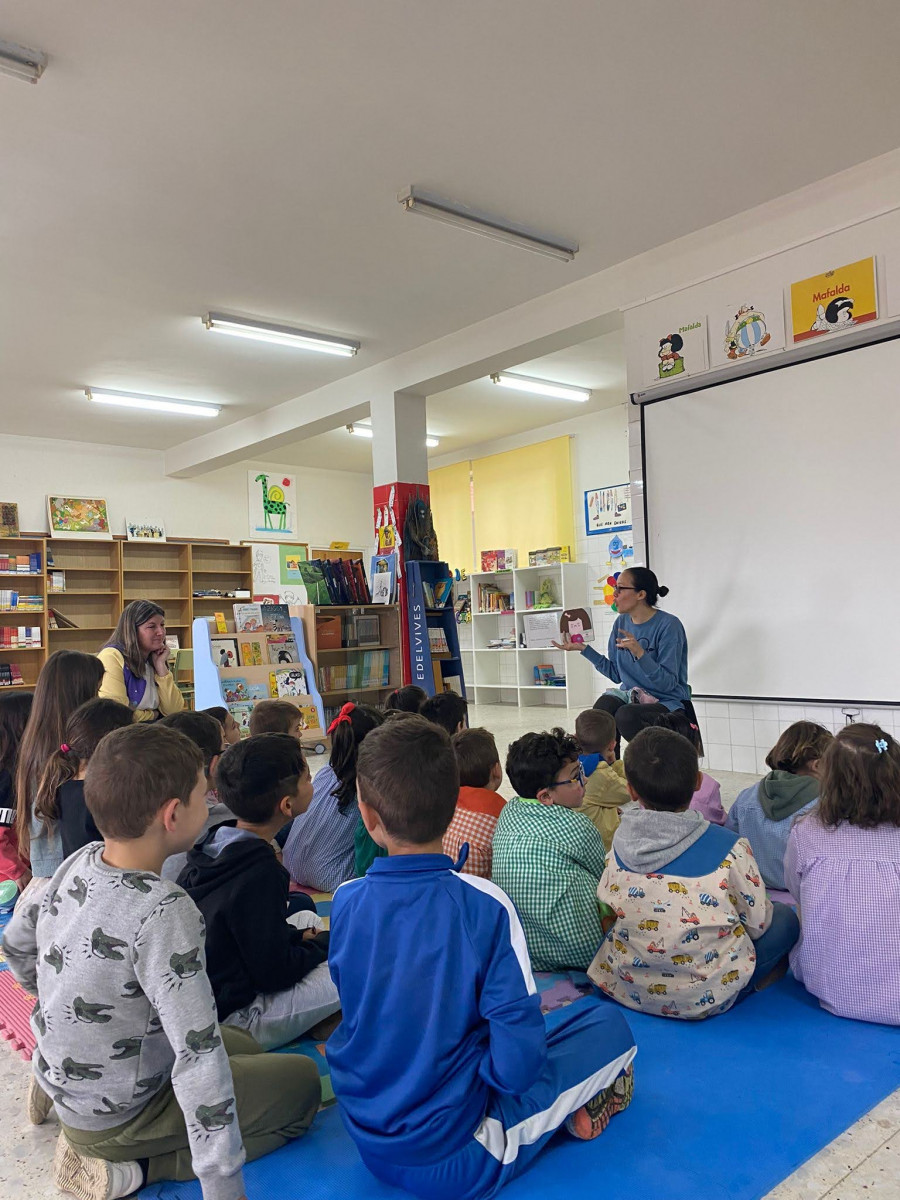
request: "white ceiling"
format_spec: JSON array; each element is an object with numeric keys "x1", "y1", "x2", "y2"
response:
[
  {"x1": 3, "y1": 2, "x2": 900, "y2": 456},
  {"x1": 266, "y1": 328, "x2": 628, "y2": 471}
]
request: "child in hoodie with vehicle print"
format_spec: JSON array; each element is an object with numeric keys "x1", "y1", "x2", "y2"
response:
[
  {"x1": 726, "y1": 721, "x2": 832, "y2": 893},
  {"x1": 590, "y1": 727, "x2": 799, "y2": 1020}
]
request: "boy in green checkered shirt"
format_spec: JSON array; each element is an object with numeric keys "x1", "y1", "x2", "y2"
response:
[{"x1": 492, "y1": 728, "x2": 610, "y2": 970}]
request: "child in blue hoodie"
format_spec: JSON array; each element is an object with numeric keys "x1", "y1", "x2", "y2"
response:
[{"x1": 327, "y1": 716, "x2": 636, "y2": 1200}]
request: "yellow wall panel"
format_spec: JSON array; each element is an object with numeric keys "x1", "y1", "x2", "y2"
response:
[
  {"x1": 428, "y1": 460, "x2": 474, "y2": 573},
  {"x1": 472, "y1": 437, "x2": 574, "y2": 563}
]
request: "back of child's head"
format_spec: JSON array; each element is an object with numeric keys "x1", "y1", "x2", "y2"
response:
[
  {"x1": 384, "y1": 685, "x2": 427, "y2": 714},
  {"x1": 816, "y1": 723, "x2": 900, "y2": 829},
  {"x1": 215, "y1": 732, "x2": 307, "y2": 824},
  {"x1": 357, "y1": 714, "x2": 458, "y2": 845},
  {"x1": 506, "y1": 727, "x2": 579, "y2": 800},
  {"x1": 15, "y1": 649, "x2": 104, "y2": 846},
  {"x1": 420, "y1": 691, "x2": 468, "y2": 736},
  {"x1": 0, "y1": 692, "x2": 33, "y2": 774},
  {"x1": 33, "y1": 698, "x2": 134, "y2": 829},
  {"x1": 623, "y1": 726, "x2": 698, "y2": 812},
  {"x1": 85, "y1": 723, "x2": 203, "y2": 839},
  {"x1": 203, "y1": 706, "x2": 230, "y2": 735},
  {"x1": 249, "y1": 699, "x2": 301, "y2": 737},
  {"x1": 452, "y1": 727, "x2": 500, "y2": 789},
  {"x1": 766, "y1": 720, "x2": 833, "y2": 774},
  {"x1": 160, "y1": 710, "x2": 223, "y2": 779},
  {"x1": 329, "y1": 703, "x2": 384, "y2": 813},
  {"x1": 575, "y1": 709, "x2": 616, "y2": 755},
  {"x1": 644, "y1": 708, "x2": 704, "y2": 755}
]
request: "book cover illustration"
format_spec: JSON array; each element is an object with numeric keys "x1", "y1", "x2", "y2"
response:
[
  {"x1": 211, "y1": 637, "x2": 240, "y2": 669},
  {"x1": 273, "y1": 668, "x2": 309, "y2": 698},
  {"x1": 223, "y1": 678, "x2": 251, "y2": 703},
  {"x1": 260, "y1": 603, "x2": 291, "y2": 632},
  {"x1": 233, "y1": 602, "x2": 264, "y2": 632},
  {"x1": 267, "y1": 634, "x2": 299, "y2": 664},
  {"x1": 228, "y1": 702, "x2": 255, "y2": 737},
  {"x1": 238, "y1": 639, "x2": 264, "y2": 667},
  {"x1": 298, "y1": 561, "x2": 331, "y2": 605}
]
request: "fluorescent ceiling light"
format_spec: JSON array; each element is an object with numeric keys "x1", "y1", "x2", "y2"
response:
[
  {"x1": 86, "y1": 388, "x2": 220, "y2": 418},
  {"x1": 204, "y1": 312, "x2": 359, "y2": 357},
  {"x1": 398, "y1": 186, "x2": 577, "y2": 263},
  {"x1": 346, "y1": 423, "x2": 439, "y2": 448},
  {"x1": 0, "y1": 39, "x2": 47, "y2": 83},
  {"x1": 490, "y1": 372, "x2": 591, "y2": 402}
]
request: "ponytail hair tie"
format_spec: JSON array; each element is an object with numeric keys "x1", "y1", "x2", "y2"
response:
[
  {"x1": 327, "y1": 702, "x2": 356, "y2": 736},
  {"x1": 875, "y1": 738, "x2": 888, "y2": 754},
  {"x1": 60, "y1": 744, "x2": 70, "y2": 754}
]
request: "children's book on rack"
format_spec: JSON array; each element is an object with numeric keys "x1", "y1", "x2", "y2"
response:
[
  {"x1": 370, "y1": 554, "x2": 398, "y2": 604},
  {"x1": 228, "y1": 701, "x2": 254, "y2": 737},
  {"x1": 420, "y1": 576, "x2": 454, "y2": 609},
  {"x1": 319, "y1": 649, "x2": 391, "y2": 692},
  {"x1": 270, "y1": 667, "x2": 308, "y2": 698},
  {"x1": 233, "y1": 602, "x2": 292, "y2": 633}
]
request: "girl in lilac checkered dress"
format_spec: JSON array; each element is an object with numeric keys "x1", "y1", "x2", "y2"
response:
[{"x1": 785, "y1": 724, "x2": 900, "y2": 1027}]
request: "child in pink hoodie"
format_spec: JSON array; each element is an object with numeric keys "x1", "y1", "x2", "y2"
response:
[{"x1": 647, "y1": 709, "x2": 726, "y2": 824}]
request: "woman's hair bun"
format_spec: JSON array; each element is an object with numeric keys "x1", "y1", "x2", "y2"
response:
[{"x1": 657, "y1": 585, "x2": 670, "y2": 598}]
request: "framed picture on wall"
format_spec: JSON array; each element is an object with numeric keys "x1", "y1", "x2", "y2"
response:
[
  {"x1": 585, "y1": 484, "x2": 631, "y2": 535},
  {"x1": 47, "y1": 495, "x2": 113, "y2": 540},
  {"x1": 125, "y1": 517, "x2": 167, "y2": 542},
  {"x1": 248, "y1": 472, "x2": 297, "y2": 540}
]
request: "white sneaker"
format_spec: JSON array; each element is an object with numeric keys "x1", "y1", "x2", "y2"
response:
[
  {"x1": 26, "y1": 1073, "x2": 54, "y2": 1125},
  {"x1": 53, "y1": 1135, "x2": 143, "y2": 1200}
]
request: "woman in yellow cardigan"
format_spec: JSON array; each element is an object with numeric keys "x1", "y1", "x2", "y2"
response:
[{"x1": 97, "y1": 600, "x2": 184, "y2": 722}]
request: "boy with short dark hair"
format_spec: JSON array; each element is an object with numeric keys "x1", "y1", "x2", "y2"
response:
[
  {"x1": 419, "y1": 691, "x2": 468, "y2": 736},
  {"x1": 589, "y1": 726, "x2": 799, "y2": 1019},
  {"x1": 177, "y1": 734, "x2": 340, "y2": 1049},
  {"x1": 491, "y1": 728, "x2": 609, "y2": 971},
  {"x1": 328, "y1": 716, "x2": 636, "y2": 1198},
  {"x1": 248, "y1": 699, "x2": 302, "y2": 738},
  {"x1": 159, "y1": 709, "x2": 232, "y2": 882},
  {"x1": 575, "y1": 708, "x2": 631, "y2": 851},
  {"x1": 442, "y1": 727, "x2": 506, "y2": 877},
  {"x1": 2, "y1": 723, "x2": 320, "y2": 1200}
]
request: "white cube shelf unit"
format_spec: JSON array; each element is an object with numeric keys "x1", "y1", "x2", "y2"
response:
[{"x1": 468, "y1": 563, "x2": 595, "y2": 709}]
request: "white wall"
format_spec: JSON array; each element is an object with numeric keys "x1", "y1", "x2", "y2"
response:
[{"x1": 3, "y1": 433, "x2": 374, "y2": 548}]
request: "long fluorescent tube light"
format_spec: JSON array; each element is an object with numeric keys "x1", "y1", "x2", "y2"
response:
[
  {"x1": 0, "y1": 39, "x2": 47, "y2": 83},
  {"x1": 399, "y1": 186, "x2": 577, "y2": 263},
  {"x1": 204, "y1": 312, "x2": 359, "y2": 357},
  {"x1": 490, "y1": 372, "x2": 591, "y2": 402},
  {"x1": 86, "y1": 388, "x2": 220, "y2": 418},
  {"x1": 346, "y1": 423, "x2": 439, "y2": 448}
]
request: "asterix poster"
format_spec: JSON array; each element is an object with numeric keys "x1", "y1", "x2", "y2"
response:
[
  {"x1": 790, "y1": 257, "x2": 877, "y2": 344},
  {"x1": 709, "y1": 292, "x2": 785, "y2": 369},
  {"x1": 644, "y1": 317, "x2": 708, "y2": 388}
]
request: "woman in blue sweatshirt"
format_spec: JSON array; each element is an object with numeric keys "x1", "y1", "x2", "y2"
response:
[{"x1": 555, "y1": 567, "x2": 694, "y2": 743}]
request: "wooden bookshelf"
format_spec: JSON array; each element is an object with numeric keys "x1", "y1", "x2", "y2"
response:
[
  {"x1": 296, "y1": 604, "x2": 402, "y2": 714},
  {"x1": 0, "y1": 536, "x2": 48, "y2": 691},
  {"x1": 189, "y1": 544, "x2": 252, "y2": 629}
]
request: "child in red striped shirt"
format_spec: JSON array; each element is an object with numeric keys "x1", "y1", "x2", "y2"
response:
[{"x1": 443, "y1": 728, "x2": 506, "y2": 877}]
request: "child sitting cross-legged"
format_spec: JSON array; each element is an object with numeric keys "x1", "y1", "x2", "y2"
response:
[
  {"x1": 327, "y1": 715, "x2": 637, "y2": 1200},
  {"x1": 177, "y1": 733, "x2": 341, "y2": 1049},
  {"x1": 491, "y1": 728, "x2": 609, "y2": 971},
  {"x1": 2, "y1": 722, "x2": 321, "y2": 1200},
  {"x1": 727, "y1": 720, "x2": 832, "y2": 892},
  {"x1": 574, "y1": 709, "x2": 631, "y2": 851},
  {"x1": 441, "y1": 727, "x2": 506, "y2": 877},
  {"x1": 785, "y1": 724, "x2": 900, "y2": 1026},
  {"x1": 589, "y1": 727, "x2": 799, "y2": 1019}
]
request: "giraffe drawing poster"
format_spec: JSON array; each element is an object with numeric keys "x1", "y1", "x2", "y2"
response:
[{"x1": 248, "y1": 471, "x2": 297, "y2": 540}]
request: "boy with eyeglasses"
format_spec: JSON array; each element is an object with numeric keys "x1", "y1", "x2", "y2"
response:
[{"x1": 492, "y1": 729, "x2": 611, "y2": 971}]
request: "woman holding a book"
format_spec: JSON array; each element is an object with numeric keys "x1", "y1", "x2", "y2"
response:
[{"x1": 97, "y1": 599, "x2": 185, "y2": 722}]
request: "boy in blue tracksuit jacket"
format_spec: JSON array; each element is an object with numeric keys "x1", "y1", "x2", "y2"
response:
[{"x1": 327, "y1": 716, "x2": 636, "y2": 1200}]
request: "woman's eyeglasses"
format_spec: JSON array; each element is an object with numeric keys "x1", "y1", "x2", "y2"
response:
[{"x1": 612, "y1": 585, "x2": 637, "y2": 594}]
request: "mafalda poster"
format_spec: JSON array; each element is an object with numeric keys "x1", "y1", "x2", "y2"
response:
[
  {"x1": 790, "y1": 257, "x2": 877, "y2": 344},
  {"x1": 645, "y1": 317, "x2": 708, "y2": 387}
]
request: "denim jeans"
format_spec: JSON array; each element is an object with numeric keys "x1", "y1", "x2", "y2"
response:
[{"x1": 739, "y1": 900, "x2": 800, "y2": 998}]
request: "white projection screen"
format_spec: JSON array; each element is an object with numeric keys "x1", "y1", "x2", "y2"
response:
[{"x1": 643, "y1": 337, "x2": 900, "y2": 703}]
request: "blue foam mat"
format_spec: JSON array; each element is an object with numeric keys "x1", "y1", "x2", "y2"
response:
[{"x1": 140, "y1": 976, "x2": 900, "y2": 1200}]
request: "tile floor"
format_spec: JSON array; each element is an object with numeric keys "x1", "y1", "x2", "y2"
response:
[{"x1": 0, "y1": 701, "x2": 896, "y2": 1199}]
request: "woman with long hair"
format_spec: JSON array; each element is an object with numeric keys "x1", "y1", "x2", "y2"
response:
[
  {"x1": 98, "y1": 599, "x2": 185, "y2": 722},
  {"x1": 15, "y1": 650, "x2": 104, "y2": 877}
]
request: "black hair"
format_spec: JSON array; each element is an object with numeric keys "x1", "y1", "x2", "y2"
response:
[
  {"x1": 0, "y1": 692, "x2": 33, "y2": 782},
  {"x1": 330, "y1": 704, "x2": 384, "y2": 813},
  {"x1": 506, "y1": 727, "x2": 579, "y2": 800},
  {"x1": 204, "y1": 706, "x2": 229, "y2": 727},
  {"x1": 452, "y1": 727, "x2": 500, "y2": 789},
  {"x1": 420, "y1": 692, "x2": 468, "y2": 737},
  {"x1": 159, "y1": 710, "x2": 223, "y2": 778},
  {"x1": 825, "y1": 297, "x2": 853, "y2": 324},
  {"x1": 215, "y1": 733, "x2": 308, "y2": 824},
  {"x1": 646, "y1": 708, "x2": 704, "y2": 757},
  {"x1": 384, "y1": 685, "x2": 427, "y2": 714},
  {"x1": 623, "y1": 726, "x2": 698, "y2": 812},
  {"x1": 620, "y1": 566, "x2": 669, "y2": 607},
  {"x1": 357, "y1": 715, "x2": 458, "y2": 845},
  {"x1": 659, "y1": 333, "x2": 683, "y2": 352}
]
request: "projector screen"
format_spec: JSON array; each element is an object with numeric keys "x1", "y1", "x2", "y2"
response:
[{"x1": 643, "y1": 337, "x2": 900, "y2": 703}]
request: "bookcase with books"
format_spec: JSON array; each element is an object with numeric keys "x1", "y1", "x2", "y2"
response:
[
  {"x1": 46, "y1": 538, "x2": 122, "y2": 655},
  {"x1": 192, "y1": 602, "x2": 327, "y2": 750},
  {"x1": 0, "y1": 537, "x2": 47, "y2": 692},
  {"x1": 296, "y1": 603, "x2": 402, "y2": 722},
  {"x1": 404, "y1": 561, "x2": 466, "y2": 700}
]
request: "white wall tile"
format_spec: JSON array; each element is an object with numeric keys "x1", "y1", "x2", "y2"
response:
[
  {"x1": 752, "y1": 703, "x2": 779, "y2": 720},
  {"x1": 756, "y1": 750, "x2": 771, "y2": 774},
  {"x1": 804, "y1": 706, "x2": 835, "y2": 725},
  {"x1": 728, "y1": 702, "x2": 754, "y2": 719},
  {"x1": 729, "y1": 718, "x2": 755, "y2": 747},
  {"x1": 754, "y1": 719, "x2": 781, "y2": 749},
  {"x1": 731, "y1": 745, "x2": 759, "y2": 773},
  {"x1": 704, "y1": 700, "x2": 730, "y2": 719},
  {"x1": 778, "y1": 705, "x2": 804, "y2": 724},
  {"x1": 705, "y1": 716, "x2": 731, "y2": 743},
  {"x1": 706, "y1": 744, "x2": 733, "y2": 772}
]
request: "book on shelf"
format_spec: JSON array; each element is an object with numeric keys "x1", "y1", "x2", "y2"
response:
[
  {"x1": 294, "y1": 702, "x2": 322, "y2": 733},
  {"x1": 477, "y1": 584, "x2": 513, "y2": 613},
  {"x1": 49, "y1": 608, "x2": 77, "y2": 628},
  {"x1": 319, "y1": 649, "x2": 390, "y2": 692},
  {"x1": 534, "y1": 663, "x2": 555, "y2": 686},
  {"x1": 0, "y1": 663, "x2": 25, "y2": 687},
  {"x1": 266, "y1": 634, "x2": 299, "y2": 664},
  {"x1": 480, "y1": 549, "x2": 517, "y2": 572},
  {"x1": 432, "y1": 578, "x2": 454, "y2": 607},
  {"x1": 246, "y1": 682, "x2": 270, "y2": 700},
  {"x1": 443, "y1": 674, "x2": 463, "y2": 696},
  {"x1": 369, "y1": 554, "x2": 397, "y2": 605},
  {"x1": 238, "y1": 638, "x2": 265, "y2": 667},
  {"x1": 260, "y1": 603, "x2": 291, "y2": 632},
  {"x1": 0, "y1": 592, "x2": 42, "y2": 612},
  {"x1": 353, "y1": 614, "x2": 381, "y2": 647},
  {"x1": 0, "y1": 553, "x2": 40, "y2": 574},
  {"x1": 211, "y1": 637, "x2": 240, "y2": 669},
  {"x1": 270, "y1": 667, "x2": 308, "y2": 698},
  {"x1": 0, "y1": 626, "x2": 41, "y2": 649},
  {"x1": 297, "y1": 561, "x2": 332, "y2": 605},
  {"x1": 233, "y1": 603, "x2": 264, "y2": 632},
  {"x1": 427, "y1": 626, "x2": 450, "y2": 654},
  {"x1": 223, "y1": 678, "x2": 251, "y2": 703},
  {"x1": 49, "y1": 571, "x2": 66, "y2": 593},
  {"x1": 228, "y1": 701, "x2": 255, "y2": 737}
]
